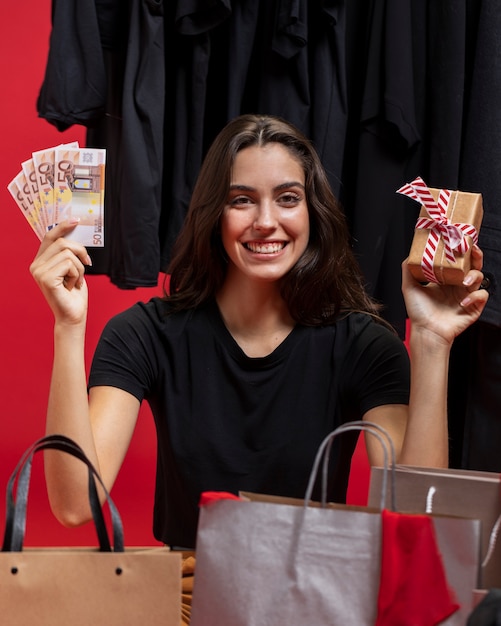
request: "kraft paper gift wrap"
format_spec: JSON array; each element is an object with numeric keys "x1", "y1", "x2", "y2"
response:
[{"x1": 398, "y1": 177, "x2": 483, "y2": 285}]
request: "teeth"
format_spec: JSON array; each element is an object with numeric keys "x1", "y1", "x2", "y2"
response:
[{"x1": 245, "y1": 242, "x2": 285, "y2": 253}]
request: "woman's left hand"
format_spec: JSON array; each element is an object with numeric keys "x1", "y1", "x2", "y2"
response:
[{"x1": 402, "y1": 244, "x2": 489, "y2": 345}]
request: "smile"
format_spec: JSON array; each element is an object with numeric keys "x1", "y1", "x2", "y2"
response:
[{"x1": 243, "y1": 242, "x2": 287, "y2": 254}]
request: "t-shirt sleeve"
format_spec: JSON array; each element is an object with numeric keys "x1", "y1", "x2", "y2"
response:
[
  {"x1": 88, "y1": 304, "x2": 158, "y2": 402},
  {"x1": 340, "y1": 319, "x2": 410, "y2": 415}
]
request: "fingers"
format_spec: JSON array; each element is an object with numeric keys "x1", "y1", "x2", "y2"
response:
[
  {"x1": 462, "y1": 268, "x2": 485, "y2": 291},
  {"x1": 459, "y1": 287, "x2": 489, "y2": 314},
  {"x1": 33, "y1": 220, "x2": 92, "y2": 266},
  {"x1": 30, "y1": 219, "x2": 92, "y2": 292},
  {"x1": 401, "y1": 251, "x2": 489, "y2": 325},
  {"x1": 461, "y1": 244, "x2": 484, "y2": 290},
  {"x1": 460, "y1": 273, "x2": 490, "y2": 311},
  {"x1": 469, "y1": 243, "x2": 484, "y2": 271},
  {"x1": 401, "y1": 257, "x2": 422, "y2": 292},
  {"x1": 402, "y1": 249, "x2": 487, "y2": 297},
  {"x1": 35, "y1": 219, "x2": 91, "y2": 263}
]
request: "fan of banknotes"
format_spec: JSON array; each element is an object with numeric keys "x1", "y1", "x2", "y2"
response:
[{"x1": 7, "y1": 142, "x2": 106, "y2": 247}]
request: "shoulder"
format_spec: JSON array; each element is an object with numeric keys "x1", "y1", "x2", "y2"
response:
[
  {"x1": 333, "y1": 312, "x2": 404, "y2": 350},
  {"x1": 104, "y1": 297, "x2": 195, "y2": 332},
  {"x1": 100, "y1": 299, "x2": 217, "y2": 352},
  {"x1": 332, "y1": 314, "x2": 410, "y2": 380}
]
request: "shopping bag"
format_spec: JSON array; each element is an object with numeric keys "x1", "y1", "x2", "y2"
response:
[
  {"x1": 468, "y1": 588, "x2": 501, "y2": 624},
  {"x1": 369, "y1": 464, "x2": 501, "y2": 589},
  {"x1": 191, "y1": 421, "x2": 479, "y2": 626},
  {"x1": 0, "y1": 434, "x2": 181, "y2": 626}
]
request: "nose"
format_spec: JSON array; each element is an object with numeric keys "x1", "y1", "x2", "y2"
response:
[{"x1": 253, "y1": 201, "x2": 277, "y2": 230}]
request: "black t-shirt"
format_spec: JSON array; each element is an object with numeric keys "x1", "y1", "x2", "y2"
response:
[{"x1": 89, "y1": 298, "x2": 410, "y2": 547}]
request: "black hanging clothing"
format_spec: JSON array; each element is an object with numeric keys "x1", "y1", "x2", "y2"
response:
[
  {"x1": 343, "y1": 0, "x2": 425, "y2": 338},
  {"x1": 38, "y1": 0, "x2": 349, "y2": 290},
  {"x1": 37, "y1": 0, "x2": 167, "y2": 287},
  {"x1": 459, "y1": 0, "x2": 501, "y2": 327},
  {"x1": 37, "y1": 0, "x2": 107, "y2": 131},
  {"x1": 445, "y1": 0, "x2": 501, "y2": 471},
  {"x1": 87, "y1": 0, "x2": 166, "y2": 287},
  {"x1": 160, "y1": 0, "x2": 233, "y2": 274},
  {"x1": 163, "y1": 0, "x2": 349, "y2": 269}
]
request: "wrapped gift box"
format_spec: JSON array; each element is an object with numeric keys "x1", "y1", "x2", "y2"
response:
[{"x1": 399, "y1": 178, "x2": 483, "y2": 285}]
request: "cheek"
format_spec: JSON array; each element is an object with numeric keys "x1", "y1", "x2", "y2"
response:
[
  {"x1": 220, "y1": 216, "x2": 242, "y2": 256},
  {"x1": 220, "y1": 212, "x2": 250, "y2": 243},
  {"x1": 295, "y1": 216, "x2": 310, "y2": 258},
  {"x1": 286, "y1": 212, "x2": 310, "y2": 244}
]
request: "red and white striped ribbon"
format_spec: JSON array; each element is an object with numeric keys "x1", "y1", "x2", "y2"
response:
[{"x1": 397, "y1": 176, "x2": 478, "y2": 283}]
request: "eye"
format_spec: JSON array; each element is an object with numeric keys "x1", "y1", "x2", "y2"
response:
[
  {"x1": 228, "y1": 194, "x2": 254, "y2": 208},
  {"x1": 278, "y1": 191, "x2": 302, "y2": 206}
]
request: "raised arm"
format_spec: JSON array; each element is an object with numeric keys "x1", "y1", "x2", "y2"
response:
[
  {"x1": 365, "y1": 245, "x2": 489, "y2": 468},
  {"x1": 30, "y1": 220, "x2": 140, "y2": 526}
]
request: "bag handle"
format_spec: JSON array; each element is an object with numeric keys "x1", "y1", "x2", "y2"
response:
[
  {"x1": 304, "y1": 420, "x2": 396, "y2": 512},
  {"x1": 2, "y1": 434, "x2": 124, "y2": 552}
]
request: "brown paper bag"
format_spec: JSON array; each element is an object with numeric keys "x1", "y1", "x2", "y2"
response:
[
  {"x1": 191, "y1": 422, "x2": 480, "y2": 626},
  {"x1": 0, "y1": 434, "x2": 181, "y2": 626},
  {"x1": 369, "y1": 464, "x2": 501, "y2": 592}
]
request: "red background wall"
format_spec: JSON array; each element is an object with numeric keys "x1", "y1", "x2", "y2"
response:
[{"x1": 0, "y1": 1, "x2": 369, "y2": 548}]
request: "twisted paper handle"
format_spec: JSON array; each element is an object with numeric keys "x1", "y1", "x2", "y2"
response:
[{"x1": 397, "y1": 176, "x2": 478, "y2": 283}]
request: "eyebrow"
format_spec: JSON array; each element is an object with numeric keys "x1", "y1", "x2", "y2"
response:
[{"x1": 229, "y1": 181, "x2": 305, "y2": 192}]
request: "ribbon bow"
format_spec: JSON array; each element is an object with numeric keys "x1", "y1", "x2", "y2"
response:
[{"x1": 397, "y1": 176, "x2": 479, "y2": 283}]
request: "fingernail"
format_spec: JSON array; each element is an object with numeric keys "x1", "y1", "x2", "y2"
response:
[
  {"x1": 460, "y1": 296, "x2": 472, "y2": 307},
  {"x1": 86, "y1": 255, "x2": 93, "y2": 266},
  {"x1": 69, "y1": 217, "x2": 81, "y2": 224},
  {"x1": 463, "y1": 275, "x2": 474, "y2": 286}
]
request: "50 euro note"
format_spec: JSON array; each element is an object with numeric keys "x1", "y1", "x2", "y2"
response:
[
  {"x1": 7, "y1": 171, "x2": 44, "y2": 240},
  {"x1": 22, "y1": 158, "x2": 47, "y2": 232},
  {"x1": 54, "y1": 146, "x2": 106, "y2": 247},
  {"x1": 32, "y1": 141, "x2": 79, "y2": 231}
]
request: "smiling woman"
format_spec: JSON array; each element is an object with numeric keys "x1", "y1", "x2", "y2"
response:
[
  {"x1": 29, "y1": 113, "x2": 488, "y2": 623},
  {"x1": 221, "y1": 143, "x2": 310, "y2": 289},
  {"x1": 217, "y1": 143, "x2": 310, "y2": 355}
]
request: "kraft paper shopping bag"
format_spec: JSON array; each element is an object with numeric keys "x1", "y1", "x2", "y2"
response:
[{"x1": 0, "y1": 434, "x2": 181, "y2": 626}]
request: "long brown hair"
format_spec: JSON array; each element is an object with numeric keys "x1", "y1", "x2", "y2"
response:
[{"x1": 165, "y1": 114, "x2": 383, "y2": 325}]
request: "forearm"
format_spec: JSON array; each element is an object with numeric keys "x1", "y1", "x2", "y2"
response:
[
  {"x1": 398, "y1": 327, "x2": 451, "y2": 467},
  {"x1": 45, "y1": 320, "x2": 99, "y2": 525}
]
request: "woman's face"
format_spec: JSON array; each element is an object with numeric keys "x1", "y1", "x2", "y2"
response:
[{"x1": 220, "y1": 143, "x2": 310, "y2": 285}]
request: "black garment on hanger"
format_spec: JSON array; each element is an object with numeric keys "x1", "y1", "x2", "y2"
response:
[
  {"x1": 343, "y1": 0, "x2": 426, "y2": 338},
  {"x1": 163, "y1": 0, "x2": 349, "y2": 268},
  {"x1": 446, "y1": 0, "x2": 501, "y2": 471},
  {"x1": 37, "y1": 0, "x2": 107, "y2": 131}
]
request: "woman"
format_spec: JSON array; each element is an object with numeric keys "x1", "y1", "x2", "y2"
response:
[{"x1": 31, "y1": 114, "x2": 488, "y2": 621}]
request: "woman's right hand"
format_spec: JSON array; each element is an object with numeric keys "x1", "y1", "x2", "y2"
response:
[{"x1": 30, "y1": 219, "x2": 93, "y2": 325}]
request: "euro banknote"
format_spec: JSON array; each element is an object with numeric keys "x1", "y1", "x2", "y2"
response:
[
  {"x1": 31, "y1": 141, "x2": 81, "y2": 232},
  {"x1": 7, "y1": 173, "x2": 45, "y2": 240},
  {"x1": 8, "y1": 143, "x2": 106, "y2": 247}
]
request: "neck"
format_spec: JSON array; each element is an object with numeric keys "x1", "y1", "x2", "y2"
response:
[{"x1": 216, "y1": 276, "x2": 295, "y2": 357}]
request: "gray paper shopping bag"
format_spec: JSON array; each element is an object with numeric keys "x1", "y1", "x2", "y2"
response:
[{"x1": 191, "y1": 422, "x2": 478, "y2": 626}]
